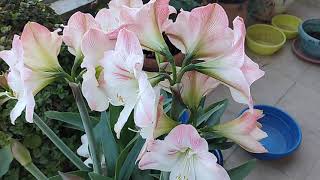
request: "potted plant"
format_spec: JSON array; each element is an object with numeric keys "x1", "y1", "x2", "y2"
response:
[
  {"x1": 214, "y1": 0, "x2": 249, "y2": 26},
  {"x1": 248, "y1": 0, "x2": 295, "y2": 21},
  {"x1": 0, "y1": 0, "x2": 267, "y2": 180}
]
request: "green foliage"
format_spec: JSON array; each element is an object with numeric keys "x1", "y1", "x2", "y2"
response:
[
  {"x1": 48, "y1": 171, "x2": 90, "y2": 180},
  {"x1": 228, "y1": 159, "x2": 257, "y2": 180},
  {"x1": 0, "y1": 145, "x2": 13, "y2": 177},
  {"x1": 98, "y1": 112, "x2": 119, "y2": 177},
  {"x1": 0, "y1": 0, "x2": 81, "y2": 179},
  {"x1": 45, "y1": 111, "x2": 100, "y2": 131},
  {"x1": 196, "y1": 99, "x2": 229, "y2": 126}
]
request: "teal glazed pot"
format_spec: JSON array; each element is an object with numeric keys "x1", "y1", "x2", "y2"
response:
[{"x1": 298, "y1": 19, "x2": 320, "y2": 58}]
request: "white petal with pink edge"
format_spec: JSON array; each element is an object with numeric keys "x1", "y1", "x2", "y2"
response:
[
  {"x1": 119, "y1": 0, "x2": 174, "y2": 52},
  {"x1": 63, "y1": 12, "x2": 100, "y2": 56},
  {"x1": 138, "y1": 125, "x2": 230, "y2": 180},
  {"x1": 165, "y1": 3, "x2": 233, "y2": 59},
  {"x1": 212, "y1": 109, "x2": 268, "y2": 153}
]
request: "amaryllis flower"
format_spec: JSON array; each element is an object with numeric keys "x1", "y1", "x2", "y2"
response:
[
  {"x1": 136, "y1": 88, "x2": 179, "y2": 160},
  {"x1": 0, "y1": 22, "x2": 63, "y2": 124},
  {"x1": 195, "y1": 17, "x2": 265, "y2": 108},
  {"x1": 63, "y1": 12, "x2": 100, "y2": 57},
  {"x1": 80, "y1": 28, "x2": 115, "y2": 111},
  {"x1": 108, "y1": 0, "x2": 143, "y2": 9},
  {"x1": 95, "y1": 0, "x2": 143, "y2": 33},
  {"x1": 102, "y1": 28, "x2": 153, "y2": 138},
  {"x1": 119, "y1": 0, "x2": 175, "y2": 53},
  {"x1": 77, "y1": 134, "x2": 106, "y2": 167},
  {"x1": 165, "y1": 3, "x2": 233, "y2": 60},
  {"x1": 181, "y1": 71, "x2": 219, "y2": 110},
  {"x1": 139, "y1": 124, "x2": 230, "y2": 180},
  {"x1": 212, "y1": 109, "x2": 268, "y2": 153}
]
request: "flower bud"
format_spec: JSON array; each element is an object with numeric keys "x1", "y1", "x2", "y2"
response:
[{"x1": 11, "y1": 140, "x2": 32, "y2": 166}]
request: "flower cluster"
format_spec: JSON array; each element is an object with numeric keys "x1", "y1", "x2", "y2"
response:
[{"x1": 0, "y1": 0, "x2": 267, "y2": 179}]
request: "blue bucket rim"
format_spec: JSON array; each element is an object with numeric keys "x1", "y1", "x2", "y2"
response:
[{"x1": 240, "y1": 104, "x2": 302, "y2": 156}]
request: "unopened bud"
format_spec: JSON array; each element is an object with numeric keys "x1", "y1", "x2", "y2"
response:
[{"x1": 11, "y1": 140, "x2": 32, "y2": 166}]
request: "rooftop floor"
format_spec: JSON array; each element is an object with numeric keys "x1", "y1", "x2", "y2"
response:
[{"x1": 207, "y1": 1, "x2": 320, "y2": 179}]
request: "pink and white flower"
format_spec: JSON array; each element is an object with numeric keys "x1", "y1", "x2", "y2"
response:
[
  {"x1": 165, "y1": 3, "x2": 233, "y2": 60},
  {"x1": 77, "y1": 134, "x2": 106, "y2": 167},
  {"x1": 63, "y1": 12, "x2": 100, "y2": 57},
  {"x1": 181, "y1": 71, "x2": 219, "y2": 110},
  {"x1": 139, "y1": 124, "x2": 230, "y2": 180},
  {"x1": 119, "y1": 0, "x2": 175, "y2": 52},
  {"x1": 195, "y1": 17, "x2": 264, "y2": 109},
  {"x1": 102, "y1": 28, "x2": 154, "y2": 138},
  {"x1": 136, "y1": 88, "x2": 179, "y2": 160},
  {"x1": 95, "y1": 0, "x2": 143, "y2": 33},
  {"x1": 212, "y1": 109, "x2": 268, "y2": 153},
  {"x1": 0, "y1": 22, "x2": 63, "y2": 124},
  {"x1": 80, "y1": 28, "x2": 115, "y2": 111}
]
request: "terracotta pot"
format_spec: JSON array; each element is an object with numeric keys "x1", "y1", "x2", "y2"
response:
[
  {"x1": 217, "y1": 0, "x2": 249, "y2": 27},
  {"x1": 143, "y1": 53, "x2": 184, "y2": 72}
]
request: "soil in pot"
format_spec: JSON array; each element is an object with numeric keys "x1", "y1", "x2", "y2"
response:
[{"x1": 308, "y1": 32, "x2": 320, "y2": 40}]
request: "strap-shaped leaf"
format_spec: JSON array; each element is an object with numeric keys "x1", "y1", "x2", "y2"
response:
[
  {"x1": 115, "y1": 135, "x2": 138, "y2": 180},
  {"x1": 45, "y1": 111, "x2": 99, "y2": 131},
  {"x1": 48, "y1": 171, "x2": 89, "y2": 180},
  {"x1": 99, "y1": 111, "x2": 119, "y2": 177},
  {"x1": 228, "y1": 159, "x2": 256, "y2": 180},
  {"x1": 115, "y1": 135, "x2": 145, "y2": 180},
  {"x1": 160, "y1": 172, "x2": 170, "y2": 180},
  {"x1": 197, "y1": 99, "x2": 228, "y2": 127},
  {"x1": 88, "y1": 172, "x2": 113, "y2": 180},
  {"x1": 118, "y1": 136, "x2": 145, "y2": 180},
  {"x1": 0, "y1": 145, "x2": 13, "y2": 177}
]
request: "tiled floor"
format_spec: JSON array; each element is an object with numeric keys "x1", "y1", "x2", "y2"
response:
[{"x1": 206, "y1": 1, "x2": 320, "y2": 179}]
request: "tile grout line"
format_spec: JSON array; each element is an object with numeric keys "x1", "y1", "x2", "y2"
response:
[{"x1": 275, "y1": 82, "x2": 297, "y2": 106}]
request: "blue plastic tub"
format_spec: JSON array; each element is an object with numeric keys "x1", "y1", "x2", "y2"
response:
[{"x1": 241, "y1": 105, "x2": 302, "y2": 160}]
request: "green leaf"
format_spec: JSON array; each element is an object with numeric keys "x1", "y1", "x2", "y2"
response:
[
  {"x1": 149, "y1": 173, "x2": 160, "y2": 179},
  {"x1": 209, "y1": 141, "x2": 234, "y2": 151},
  {"x1": 88, "y1": 172, "x2": 113, "y2": 180},
  {"x1": 160, "y1": 172, "x2": 170, "y2": 180},
  {"x1": 228, "y1": 159, "x2": 256, "y2": 180},
  {"x1": 197, "y1": 99, "x2": 228, "y2": 127},
  {"x1": 58, "y1": 171, "x2": 84, "y2": 180},
  {"x1": 170, "y1": 0, "x2": 200, "y2": 11},
  {"x1": 132, "y1": 168, "x2": 153, "y2": 180},
  {"x1": 48, "y1": 171, "x2": 90, "y2": 180},
  {"x1": 45, "y1": 111, "x2": 99, "y2": 131},
  {"x1": 118, "y1": 136, "x2": 145, "y2": 180},
  {"x1": 99, "y1": 111, "x2": 119, "y2": 177},
  {"x1": 0, "y1": 145, "x2": 13, "y2": 177},
  {"x1": 109, "y1": 105, "x2": 122, "y2": 129},
  {"x1": 115, "y1": 135, "x2": 138, "y2": 180}
]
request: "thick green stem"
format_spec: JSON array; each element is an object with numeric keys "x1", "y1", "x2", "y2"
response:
[
  {"x1": 189, "y1": 109, "x2": 198, "y2": 126},
  {"x1": 176, "y1": 64, "x2": 196, "y2": 83},
  {"x1": 24, "y1": 163, "x2": 48, "y2": 180},
  {"x1": 33, "y1": 114, "x2": 89, "y2": 171},
  {"x1": 163, "y1": 50, "x2": 177, "y2": 85},
  {"x1": 71, "y1": 55, "x2": 83, "y2": 79},
  {"x1": 181, "y1": 53, "x2": 194, "y2": 68},
  {"x1": 69, "y1": 83, "x2": 102, "y2": 175}
]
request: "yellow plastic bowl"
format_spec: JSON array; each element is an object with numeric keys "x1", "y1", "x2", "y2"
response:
[
  {"x1": 272, "y1": 14, "x2": 302, "y2": 39},
  {"x1": 246, "y1": 24, "x2": 286, "y2": 55}
]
